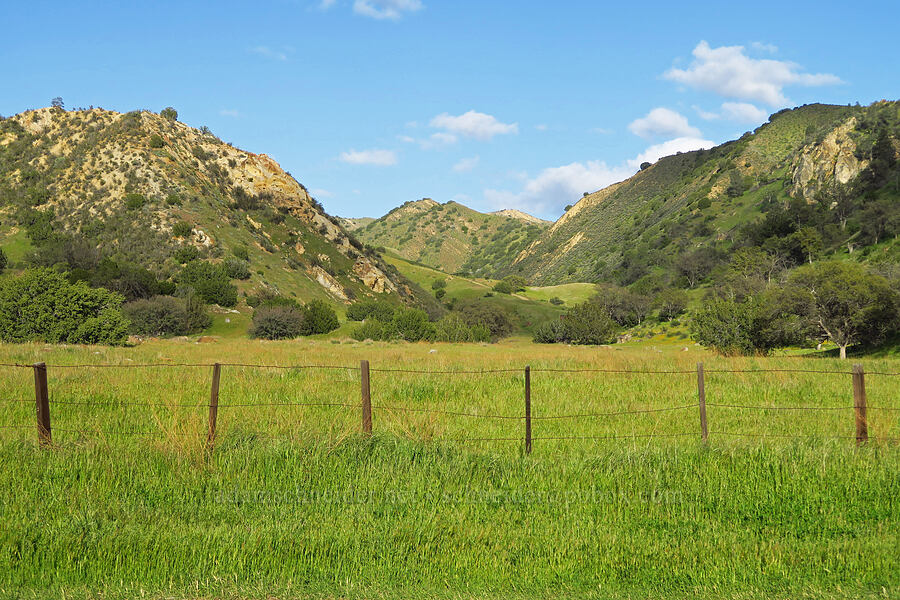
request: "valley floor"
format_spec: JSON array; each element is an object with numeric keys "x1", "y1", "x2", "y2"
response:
[{"x1": 1, "y1": 339, "x2": 898, "y2": 598}]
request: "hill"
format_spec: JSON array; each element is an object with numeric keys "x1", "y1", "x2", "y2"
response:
[
  {"x1": 507, "y1": 101, "x2": 900, "y2": 286},
  {"x1": 0, "y1": 106, "x2": 435, "y2": 313},
  {"x1": 346, "y1": 198, "x2": 550, "y2": 276}
]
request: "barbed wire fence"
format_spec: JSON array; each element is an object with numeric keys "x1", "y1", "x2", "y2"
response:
[{"x1": 0, "y1": 360, "x2": 897, "y2": 450}]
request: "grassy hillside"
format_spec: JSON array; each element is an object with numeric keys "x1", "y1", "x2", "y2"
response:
[
  {"x1": 382, "y1": 252, "x2": 597, "y2": 335},
  {"x1": 0, "y1": 107, "x2": 431, "y2": 314},
  {"x1": 348, "y1": 198, "x2": 549, "y2": 276},
  {"x1": 509, "y1": 101, "x2": 900, "y2": 285}
]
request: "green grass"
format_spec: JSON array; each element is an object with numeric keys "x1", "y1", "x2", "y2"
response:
[{"x1": 0, "y1": 339, "x2": 898, "y2": 598}]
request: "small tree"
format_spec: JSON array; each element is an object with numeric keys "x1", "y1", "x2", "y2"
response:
[
  {"x1": 160, "y1": 107, "x2": 178, "y2": 121},
  {"x1": 51, "y1": 97, "x2": 64, "y2": 110},
  {"x1": 250, "y1": 306, "x2": 305, "y2": 340},
  {"x1": 0, "y1": 248, "x2": 7, "y2": 273},
  {"x1": 789, "y1": 261, "x2": 899, "y2": 359},
  {"x1": 300, "y1": 300, "x2": 339, "y2": 335},
  {"x1": 654, "y1": 288, "x2": 688, "y2": 321}
]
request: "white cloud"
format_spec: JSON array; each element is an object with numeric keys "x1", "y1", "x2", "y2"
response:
[
  {"x1": 398, "y1": 131, "x2": 457, "y2": 149},
  {"x1": 664, "y1": 41, "x2": 841, "y2": 106},
  {"x1": 310, "y1": 188, "x2": 333, "y2": 198},
  {"x1": 751, "y1": 41, "x2": 778, "y2": 54},
  {"x1": 535, "y1": 124, "x2": 548, "y2": 131},
  {"x1": 430, "y1": 110, "x2": 518, "y2": 140},
  {"x1": 452, "y1": 156, "x2": 480, "y2": 173},
  {"x1": 628, "y1": 108, "x2": 701, "y2": 139},
  {"x1": 485, "y1": 137, "x2": 715, "y2": 218},
  {"x1": 353, "y1": 0, "x2": 422, "y2": 20},
  {"x1": 319, "y1": 0, "x2": 337, "y2": 8},
  {"x1": 485, "y1": 161, "x2": 634, "y2": 218},
  {"x1": 693, "y1": 105, "x2": 721, "y2": 120},
  {"x1": 250, "y1": 46, "x2": 288, "y2": 61},
  {"x1": 720, "y1": 102, "x2": 769, "y2": 123},
  {"x1": 339, "y1": 148, "x2": 397, "y2": 166},
  {"x1": 628, "y1": 137, "x2": 715, "y2": 169},
  {"x1": 592, "y1": 127, "x2": 613, "y2": 135},
  {"x1": 219, "y1": 109, "x2": 240, "y2": 118}
]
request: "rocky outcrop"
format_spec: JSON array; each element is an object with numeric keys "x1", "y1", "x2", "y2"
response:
[
  {"x1": 353, "y1": 258, "x2": 396, "y2": 293},
  {"x1": 791, "y1": 118, "x2": 867, "y2": 201},
  {"x1": 311, "y1": 266, "x2": 349, "y2": 301}
]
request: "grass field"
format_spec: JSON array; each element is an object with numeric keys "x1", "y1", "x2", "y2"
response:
[{"x1": 1, "y1": 338, "x2": 898, "y2": 599}]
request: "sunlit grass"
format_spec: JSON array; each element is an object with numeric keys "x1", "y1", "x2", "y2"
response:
[{"x1": 0, "y1": 338, "x2": 898, "y2": 598}]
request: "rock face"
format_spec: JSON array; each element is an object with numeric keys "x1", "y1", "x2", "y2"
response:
[
  {"x1": 311, "y1": 266, "x2": 349, "y2": 301},
  {"x1": 353, "y1": 259, "x2": 396, "y2": 293},
  {"x1": 791, "y1": 118, "x2": 867, "y2": 201}
]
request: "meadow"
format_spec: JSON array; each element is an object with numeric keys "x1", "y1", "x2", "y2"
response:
[{"x1": 1, "y1": 337, "x2": 898, "y2": 599}]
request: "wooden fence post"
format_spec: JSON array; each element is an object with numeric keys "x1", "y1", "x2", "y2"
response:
[
  {"x1": 361, "y1": 360, "x2": 372, "y2": 436},
  {"x1": 852, "y1": 364, "x2": 868, "y2": 446},
  {"x1": 207, "y1": 363, "x2": 221, "y2": 449},
  {"x1": 524, "y1": 365, "x2": 532, "y2": 454},
  {"x1": 33, "y1": 362, "x2": 51, "y2": 446},
  {"x1": 697, "y1": 362, "x2": 708, "y2": 444}
]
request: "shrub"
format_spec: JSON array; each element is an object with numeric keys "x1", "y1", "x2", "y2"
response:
[
  {"x1": 549, "y1": 296, "x2": 564, "y2": 306},
  {"x1": 124, "y1": 295, "x2": 210, "y2": 336},
  {"x1": 502, "y1": 275, "x2": 528, "y2": 292},
  {"x1": 224, "y1": 258, "x2": 251, "y2": 280},
  {"x1": 346, "y1": 300, "x2": 395, "y2": 322},
  {"x1": 435, "y1": 289, "x2": 446, "y2": 299},
  {"x1": 173, "y1": 246, "x2": 201, "y2": 264},
  {"x1": 165, "y1": 193, "x2": 182, "y2": 206},
  {"x1": 492, "y1": 280, "x2": 512, "y2": 294},
  {"x1": 392, "y1": 308, "x2": 431, "y2": 342},
  {"x1": 429, "y1": 314, "x2": 490, "y2": 343},
  {"x1": 177, "y1": 261, "x2": 238, "y2": 307},
  {"x1": 0, "y1": 268, "x2": 128, "y2": 345},
  {"x1": 172, "y1": 221, "x2": 193, "y2": 238},
  {"x1": 124, "y1": 193, "x2": 146, "y2": 210},
  {"x1": 232, "y1": 245, "x2": 250, "y2": 261},
  {"x1": 431, "y1": 279, "x2": 447, "y2": 290},
  {"x1": 690, "y1": 297, "x2": 756, "y2": 355},
  {"x1": 148, "y1": 134, "x2": 165, "y2": 148},
  {"x1": 0, "y1": 248, "x2": 6, "y2": 273},
  {"x1": 350, "y1": 319, "x2": 395, "y2": 341},
  {"x1": 160, "y1": 107, "x2": 178, "y2": 121},
  {"x1": 454, "y1": 300, "x2": 513, "y2": 340},
  {"x1": 300, "y1": 300, "x2": 339, "y2": 335},
  {"x1": 250, "y1": 306, "x2": 305, "y2": 340},
  {"x1": 533, "y1": 301, "x2": 618, "y2": 345}
]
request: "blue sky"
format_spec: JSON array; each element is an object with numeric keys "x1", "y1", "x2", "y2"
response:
[{"x1": 2, "y1": 0, "x2": 898, "y2": 219}]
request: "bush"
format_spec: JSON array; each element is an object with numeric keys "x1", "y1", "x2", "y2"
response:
[
  {"x1": 165, "y1": 193, "x2": 182, "y2": 206},
  {"x1": 177, "y1": 261, "x2": 238, "y2": 307},
  {"x1": 549, "y1": 296, "x2": 564, "y2": 306},
  {"x1": 224, "y1": 258, "x2": 251, "y2": 280},
  {"x1": 455, "y1": 300, "x2": 513, "y2": 340},
  {"x1": 148, "y1": 134, "x2": 165, "y2": 148},
  {"x1": 124, "y1": 193, "x2": 146, "y2": 210},
  {"x1": 690, "y1": 297, "x2": 755, "y2": 355},
  {"x1": 431, "y1": 279, "x2": 447, "y2": 290},
  {"x1": 346, "y1": 299, "x2": 395, "y2": 322},
  {"x1": 0, "y1": 248, "x2": 6, "y2": 273},
  {"x1": 533, "y1": 301, "x2": 618, "y2": 345},
  {"x1": 160, "y1": 107, "x2": 178, "y2": 121},
  {"x1": 124, "y1": 295, "x2": 210, "y2": 336},
  {"x1": 173, "y1": 246, "x2": 201, "y2": 264},
  {"x1": 300, "y1": 300, "x2": 339, "y2": 335},
  {"x1": 232, "y1": 245, "x2": 250, "y2": 261},
  {"x1": 250, "y1": 306, "x2": 305, "y2": 340},
  {"x1": 350, "y1": 319, "x2": 395, "y2": 341},
  {"x1": 492, "y1": 280, "x2": 512, "y2": 294},
  {"x1": 502, "y1": 275, "x2": 528, "y2": 292},
  {"x1": 392, "y1": 308, "x2": 431, "y2": 342},
  {"x1": 0, "y1": 269, "x2": 128, "y2": 345},
  {"x1": 435, "y1": 289, "x2": 446, "y2": 300},
  {"x1": 172, "y1": 221, "x2": 193, "y2": 238},
  {"x1": 430, "y1": 313, "x2": 490, "y2": 343}
]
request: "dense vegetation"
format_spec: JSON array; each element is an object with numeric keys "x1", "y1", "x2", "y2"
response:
[{"x1": 506, "y1": 102, "x2": 899, "y2": 291}]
